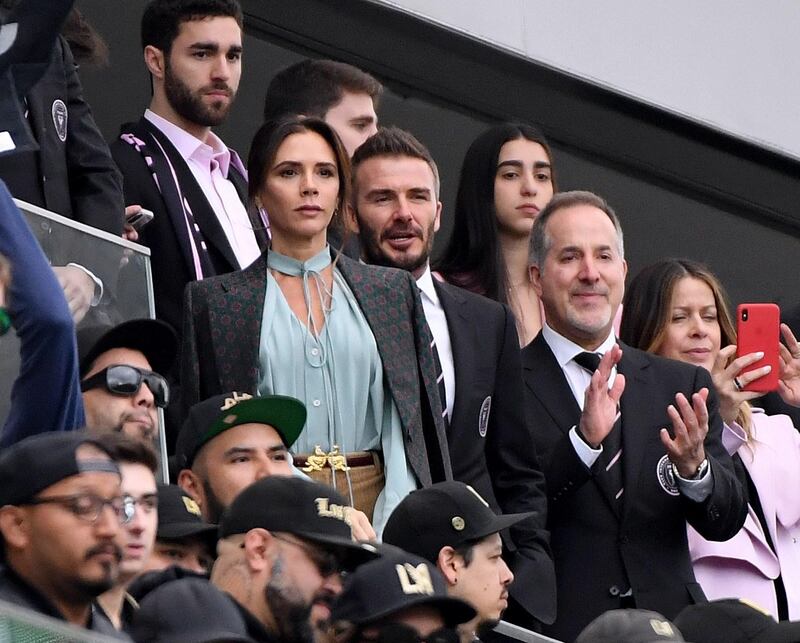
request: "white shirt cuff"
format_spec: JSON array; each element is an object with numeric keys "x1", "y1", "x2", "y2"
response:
[
  {"x1": 569, "y1": 426, "x2": 603, "y2": 468},
  {"x1": 675, "y1": 460, "x2": 713, "y2": 502}
]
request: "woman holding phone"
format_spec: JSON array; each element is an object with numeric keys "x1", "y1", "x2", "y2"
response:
[
  {"x1": 620, "y1": 258, "x2": 800, "y2": 620},
  {"x1": 181, "y1": 117, "x2": 450, "y2": 535},
  {"x1": 434, "y1": 123, "x2": 556, "y2": 346}
]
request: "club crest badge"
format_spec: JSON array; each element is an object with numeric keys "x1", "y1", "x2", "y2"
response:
[
  {"x1": 52, "y1": 100, "x2": 67, "y2": 142},
  {"x1": 656, "y1": 455, "x2": 679, "y2": 496},
  {"x1": 478, "y1": 396, "x2": 491, "y2": 437}
]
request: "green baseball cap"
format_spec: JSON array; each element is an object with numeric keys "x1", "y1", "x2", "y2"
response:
[{"x1": 176, "y1": 392, "x2": 306, "y2": 469}]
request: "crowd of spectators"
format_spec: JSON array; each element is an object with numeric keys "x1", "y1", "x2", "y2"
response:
[{"x1": 0, "y1": 1, "x2": 798, "y2": 642}]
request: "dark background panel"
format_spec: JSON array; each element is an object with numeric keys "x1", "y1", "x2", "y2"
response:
[{"x1": 75, "y1": 0, "x2": 800, "y2": 310}]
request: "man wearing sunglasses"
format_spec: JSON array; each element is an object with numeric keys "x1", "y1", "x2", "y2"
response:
[
  {"x1": 0, "y1": 432, "x2": 131, "y2": 636},
  {"x1": 212, "y1": 476, "x2": 379, "y2": 643},
  {"x1": 77, "y1": 318, "x2": 177, "y2": 443}
]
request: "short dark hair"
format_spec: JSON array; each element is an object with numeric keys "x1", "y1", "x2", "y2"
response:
[
  {"x1": 433, "y1": 122, "x2": 556, "y2": 303},
  {"x1": 248, "y1": 116, "x2": 351, "y2": 217},
  {"x1": 263, "y1": 59, "x2": 383, "y2": 122},
  {"x1": 95, "y1": 433, "x2": 158, "y2": 474},
  {"x1": 350, "y1": 126, "x2": 439, "y2": 201},
  {"x1": 141, "y1": 0, "x2": 242, "y2": 54},
  {"x1": 528, "y1": 190, "x2": 625, "y2": 269}
]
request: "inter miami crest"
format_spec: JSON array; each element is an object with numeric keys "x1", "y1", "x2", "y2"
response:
[{"x1": 51, "y1": 99, "x2": 67, "y2": 142}]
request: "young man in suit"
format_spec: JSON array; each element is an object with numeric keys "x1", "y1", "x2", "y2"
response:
[
  {"x1": 110, "y1": 0, "x2": 268, "y2": 339},
  {"x1": 347, "y1": 127, "x2": 555, "y2": 631},
  {"x1": 521, "y1": 190, "x2": 747, "y2": 641}
]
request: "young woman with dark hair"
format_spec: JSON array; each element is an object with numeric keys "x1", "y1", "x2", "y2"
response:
[
  {"x1": 621, "y1": 258, "x2": 800, "y2": 621},
  {"x1": 181, "y1": 117, "x2": 451, "y2": 534},
  {"x1": 434, "y1": 123, "x2": 556, "y2": 346}
]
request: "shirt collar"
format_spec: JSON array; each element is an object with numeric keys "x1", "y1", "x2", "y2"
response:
[
  {"x1": 541, "y1": 322, "x2": 618, "y2": 368},
  {"x1": 144, "y1": 109, "x2": 232, "y2": 175},
  {"x1": 415, "y1": 264, "x2": 439, "y2": 305}
]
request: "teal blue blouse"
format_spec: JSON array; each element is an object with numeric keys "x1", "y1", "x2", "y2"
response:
[{"x1": 257, "y1": 246, "x2": 416, "y2": 535}]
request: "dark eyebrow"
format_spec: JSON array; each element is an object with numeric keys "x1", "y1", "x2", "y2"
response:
[
  {"x1": 222, "y1": 447, "x2": 256, "y2": 459},
  {"x1": 497, "y1": 160, "x2": 552, "y2": 170},
  {"x1": 349, "y1": 115, "x2": 375, "y2": 124},
  {"x1": 497, "y1": 160, "x2": 523, "y2": 170},
  {"x1": 365, "y1": 188, "x2": 396, "y2": 200},
  {"x1": 189, "y1": 42, "x2": 220, "y2": 53}
]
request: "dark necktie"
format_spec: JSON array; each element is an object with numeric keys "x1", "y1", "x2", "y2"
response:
[
  {"x1": 430, "y1": 337, "x2": 450, "y2": 430},
  {"x1": 573, "y1": 351, "x2": 624, "y2": 511}
]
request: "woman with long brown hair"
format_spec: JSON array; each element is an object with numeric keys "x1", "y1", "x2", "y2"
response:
[{"x1": 621, "y1": 258, "x2": 800, "y2": 620}]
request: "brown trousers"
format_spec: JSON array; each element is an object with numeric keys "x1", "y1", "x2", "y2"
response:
[{"x1": 300, "y1": 451, "x2": 385, "y2": 522}]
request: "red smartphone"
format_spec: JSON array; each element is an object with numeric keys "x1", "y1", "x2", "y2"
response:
[{"x1": 736, "y1": 303, "x2": 780, "y2": 392}]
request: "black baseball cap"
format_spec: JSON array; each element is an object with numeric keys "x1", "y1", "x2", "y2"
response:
[
  {"x1": 155, "y1": 484, "x2": 217, "y2": 545},
  {"x1": 0, "y1": 432, "x2": 120, "y2": 506},
  {"x1": 330, "y1": 548, "x2": 476, "y2": 627},
  {"x1": 131, "y1": 578, "x2": 255, "y2": 643},
  {"x1": 382, "y1": 481, "x2": 536, "y2": 564},
  {"x1": 218, "y1": 476, "x2": 378, "y2": 567},
  {"x1": 575, "y1": 609, "x2": 686, "y2": 643},
  {"x1": 674, "y1": 599, "x2": 800, "y2": 643},
  {"x1": 77, "y1": 318, "x2": 177, "y2": 376},
  {"x1": 175, "y1": 392, "x2": 306, "y2": 470}
]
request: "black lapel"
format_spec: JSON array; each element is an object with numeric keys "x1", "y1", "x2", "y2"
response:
[
  {"x1": 143, "y1": 120, "x2": 240, "y2": 271},
  {"x1": 521, "y1": 333, "x2": 582, "y2": 431},
  {"x1": 433, "y1": 280, "x2": 469, "y2": 429}
]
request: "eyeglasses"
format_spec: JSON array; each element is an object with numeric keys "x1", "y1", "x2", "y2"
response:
[
  {"x1": 273, "y1": 533, "x2": 341, "y2": 577},
  {"x1": 81, "y1": 364, "x2": 170, "y2": 408},
  {"x1": 24, "y1": 493, "x2": 135, "y2": 524},
  {"x1": 122, "y1": 492, "x2": 158, "y2": 518},
  {"x1": 360, "y1": 623, "x2": 460, "y2": 643}
]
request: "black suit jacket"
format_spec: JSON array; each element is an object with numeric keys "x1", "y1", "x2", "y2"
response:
[
  {"x1": 109, "y1": 117, "x2": 268, "y2": 337},
  {"x1": 433, "y1": 280, "x2": 555, "y2": 625},
  {"x1": 0, "y1": 36, "x2": 123, "y2": 234},
  {"x1": 522, "y1": 333, "x2": 747, "y2": 642},
  {"x1": 181, "y1": 253, "x2": 452, "y2": 488}
]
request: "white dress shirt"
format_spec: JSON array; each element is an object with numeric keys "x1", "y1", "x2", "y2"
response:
[
  {"x1": 416, "y1": 266, "x2": 455, "y2": 420},
  {"x1": 144, "y1": 110, "x2": 261, "y2": 269}
]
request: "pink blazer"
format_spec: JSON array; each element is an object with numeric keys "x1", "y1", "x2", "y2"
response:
[{"x1": 687, "y1": 409, "x2": 800, "y2": 620}]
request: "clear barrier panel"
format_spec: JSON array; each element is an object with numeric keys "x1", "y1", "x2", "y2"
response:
[
  {"x1": 0, "y1": 201, "x2": 167, "y2": 479},
  {"x1": 493, "y1": 621, "x2": 563, "y2": 643}
]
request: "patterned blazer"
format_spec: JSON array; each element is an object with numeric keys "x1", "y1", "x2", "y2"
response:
[{"x1": 180, "y1": 252, "x2": 452, "y2": 487}]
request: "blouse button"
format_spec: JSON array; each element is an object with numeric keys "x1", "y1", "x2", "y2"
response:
[
  {"x1": 311, "y1": 348, "x2": 319, "y2": 356},
  {"x1": 313, "y1": 399, "x2": 321, "y2": 407}
]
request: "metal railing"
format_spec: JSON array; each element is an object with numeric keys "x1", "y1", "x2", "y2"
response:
[{"x1": 493, "y1": 620, "x2": 563, "y2": 643}]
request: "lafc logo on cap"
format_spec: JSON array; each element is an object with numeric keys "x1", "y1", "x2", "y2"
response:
[
  {"x1": 396, "y1": 563, "x2": 434, "y2": 595},
  {"x1": 220, "y1": 392, "x2": 252, "y2": 411},
  {"x1": 315, "y1": 498, "x2": 353, "y2": 526},
  {"x1": 182, "y1": 496, "x2": 201, "y2": 517},
  {"x1": 649, "y1": 619, "x2": 675, "y2": 636}
]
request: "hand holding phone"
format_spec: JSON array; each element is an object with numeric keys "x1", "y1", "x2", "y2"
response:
[
  {"x1": 126, "y1": 207, "x2": 154, "y2": 232},
  {"x1": 736, "y1": 303, "x2": 780, "y2": 392}
]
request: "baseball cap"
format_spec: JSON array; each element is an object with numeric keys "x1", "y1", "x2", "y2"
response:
[
  {"x1": 575, "y1": 609, "x2": 686, "y2": 643},
  {"x1": 218, "y1": 476, "x2": 378, "y2": 567},
  {"x1": 330, "y1": 548, "x2": 476, "y2": 628},
  {"x1": 155, "y1": 484, "x2": 217, "y2": 545},
  {"x1": 674, "y1": 599, "x2": 800, "y2": 643},
  {"x1": 131, "y1": 578, "x2": 255, "y2": 643},
  {"x1": 382, "y1": 481, "x2": 536, "y2": 563},
  {"x1": 0, "y1": 432, "x2": 120, "y2": 506},
  {"x1": 77, "y1": 318, "x2": 177, "y2": 376},
  {"x1": 175, "y1": 392, "x2": 306, "y2": 469}
]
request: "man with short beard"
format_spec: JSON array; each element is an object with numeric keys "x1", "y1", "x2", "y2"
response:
[
  {"x1": 212, "y1": 476, "x2": 378, "y2": 643},
  {"x1": 110, "y1": 0, "x2": 269, "y2": 345},
  {"x1": 348, "y1": 128, "x2": 554, "y2": 631},
  {"x1": 0, "y1": 432, "x2": 131, "y2": 637}
]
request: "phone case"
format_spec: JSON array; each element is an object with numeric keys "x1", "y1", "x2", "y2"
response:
[{"x1": 736, "y1": 303, "x2": 780, "y2": 393}]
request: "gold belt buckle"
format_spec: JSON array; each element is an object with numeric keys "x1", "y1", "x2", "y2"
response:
[{"x1": 301, "y1": 445, "x2": 351, "y2": 473}]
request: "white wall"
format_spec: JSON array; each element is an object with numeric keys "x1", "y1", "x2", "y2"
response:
[{"x1": 373, "y1": 0, "x2": 800, "y2": 160}]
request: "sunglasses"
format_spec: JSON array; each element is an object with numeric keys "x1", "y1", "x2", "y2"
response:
[
  {"x1": 273, "y1": 533, "x2": 342, "y2": 577},
  {"x1": 81, "y1": 364, "x2": 170, "y2": 408}
]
